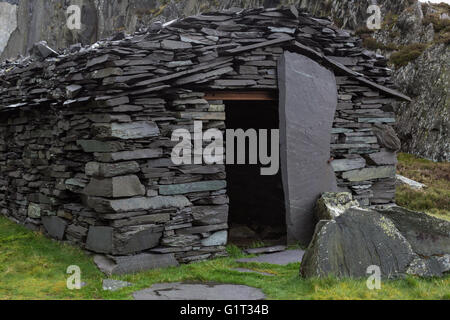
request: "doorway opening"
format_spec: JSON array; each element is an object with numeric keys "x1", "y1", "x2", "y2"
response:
[{"x1": 222, "y1": 97, "x2": 287, "y2": 247}]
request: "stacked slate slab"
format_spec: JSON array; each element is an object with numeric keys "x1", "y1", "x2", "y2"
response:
[{"x1": 0, "y1": 6, "x2": 410, "y2": 267}]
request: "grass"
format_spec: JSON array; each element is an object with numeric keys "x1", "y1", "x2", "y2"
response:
[
  {"x1": 396, "y1": 153, "x2": 450, "y2": 221},
  {"x1": 0, "y1": 153, "x2": 449, "y2": 300},
  {"x1": 0, "y1": 217, "x2": 449, "y2": 300}
]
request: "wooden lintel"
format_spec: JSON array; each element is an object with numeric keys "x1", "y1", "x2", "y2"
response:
[{"x1": 204, "y1": 91, "x2": 277, "y2": 101}]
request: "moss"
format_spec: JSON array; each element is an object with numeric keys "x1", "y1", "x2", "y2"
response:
[{"x1": 389, "y1": 43, "x2": 428, "y2": 67}]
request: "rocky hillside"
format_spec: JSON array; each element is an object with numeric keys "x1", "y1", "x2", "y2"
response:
[{"x1": 0, "y1": 0, "x2": 448, "y2": 161}]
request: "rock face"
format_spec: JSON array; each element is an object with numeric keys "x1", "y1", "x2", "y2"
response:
[
  {"x1": 301, "y1": 194, "x2": 450, "y2": 278},
  {"x1": 393, "y1": 44, "x2": 449, "y2": 161}
]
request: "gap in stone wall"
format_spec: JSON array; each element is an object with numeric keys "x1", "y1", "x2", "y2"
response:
[{"x1": 224, "y1": 100, "x2": 286, "y2": 247}]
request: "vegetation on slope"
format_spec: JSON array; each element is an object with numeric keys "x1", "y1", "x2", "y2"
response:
[{"x1": 396, "y1": 153, "x2": 450, "y2": 221}]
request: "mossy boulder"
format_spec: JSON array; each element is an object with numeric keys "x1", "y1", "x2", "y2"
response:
[{"x1": 300, "y1": 194, "x2": 450, "y2": 278}]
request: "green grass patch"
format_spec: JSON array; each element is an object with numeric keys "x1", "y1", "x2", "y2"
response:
[
  {"x1": 396, "y1": 153, "x2": 450, "y2": 221},
  {"x1": 0, "y1": 213, "x2": 449, "y2": 300}
]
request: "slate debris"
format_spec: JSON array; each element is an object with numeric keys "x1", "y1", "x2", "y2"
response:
[{"x1": 0, "y1": 6, "x2": 407, "y2": 269}]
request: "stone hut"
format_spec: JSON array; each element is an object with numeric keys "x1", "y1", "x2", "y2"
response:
[{"x1": 0, "y1": 7, "x2": 410, "y2": 271}]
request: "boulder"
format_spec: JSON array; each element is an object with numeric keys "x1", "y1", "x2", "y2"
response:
[
  {"x1": 300, "y1": 198, "x2": 450, "y2": 279},
  {"x1": 315, "y1": 192, "x2": 359, "y2": 220},
  {"x1": 377, "y1": 206, "x2": 449, "y2": 257}
]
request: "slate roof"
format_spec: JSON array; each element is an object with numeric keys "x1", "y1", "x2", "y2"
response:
[{"x1": 0, "y1": 6, "x2": 410, "y2": 113}]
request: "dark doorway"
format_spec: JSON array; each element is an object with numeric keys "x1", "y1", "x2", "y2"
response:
[{"x1": 224, "y1": 100, "x2": 287, "y2": 247}]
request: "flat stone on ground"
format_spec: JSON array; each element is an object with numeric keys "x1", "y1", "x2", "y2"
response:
[
  {"x1": 102, "y1": 279, "x2": 132, "y2": 291},
  {"x1": 236, "y1": 249, "x2": 305, "y2": 265},
  {"x1": 133, "y1": 282, "x2": 266, "y2": 300},
  {"x1": 244, "y1": 245, "x2": 287, "y2": 255}
]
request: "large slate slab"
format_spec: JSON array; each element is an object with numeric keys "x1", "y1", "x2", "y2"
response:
[
  {"x1": 94, "y1": 253, "x2": 179, "y2": 275},
  {"x1": 133, "y1": 282, "x2": 266, "y2": 300},
  {"x1": 236, "y1": 249, "x2": 305, "y2": 265},
  {"x1": 278, "y1": 51, "x2": 338, "y2": 245}
]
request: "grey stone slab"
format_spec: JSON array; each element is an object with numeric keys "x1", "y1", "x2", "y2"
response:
[
  {"x1": 331, "y1": 157, "x2": 366, "y2": 172},
  {"x1": 191, "y1": 205, "x2": 228, "y2": 226},
  {"x1": 133, "y1": 282, "x2": 266, "y2": 300},
  {"x1": 201, "y1": 231, "x2": 228, "y2": 246},
  {"x1": 86, "y1": 226, "x2": 114, "y2": 253},
  {"x1": 114, "y1": 228, "x2": 163, "y2": 255},
  {"x1": 159, "y1": 180, "x2": 226, "y2": 195},
  {"x1": 85, "y1": 161, "x2": 140, "y2": 178},
  {"x1": 83, "y1": 175, "x2": 145, "y2": 198},
  {"x1": 91, "y1": 67, "x2": 123, "y2": 79},
  {"x1": 77, "y1": 140, "x2": 123, "y2": 153},
  {"x1": 161, "y1": 39, "x2": 192, "y2": 50},
  {"x1": 396, "y1": 175, "x2": 426, "y2": 190},
  {"x1": 278, "y1": 51, "x2": 338, "y2": 246},
  {"x1": 86, "y1": 196, "x2": 191, "y2": 213},
  {"x1": 95, "y1": 149, "x2": 163, "y2": 162},
  {"x1": 342, "y1": 166, "x2": 396, "y2": 182},
  {"x1": 102, "y1": 279, "x2": 132, "y2": 291},
  {"x1": 110, "y1": 122, "x2": 160, "y2": 140},
  {"x1": 232, "y1": 268, "x2": 275, "y2": 277},
  {"x1": 94, "y1": 253, "x2": 179, "y2": 276},
  {"x1": 42, "y1": 216, "x2": 67, "y2": 240},
  {"x1": 367, "y1": 150, "x2": 398, "y2": 166},
  {"x1": 236, "y1": 249, "x2": 305, "y2": 265},
  {"x1": 245, "y1": 246, "x2": 287, "y2": 255}
]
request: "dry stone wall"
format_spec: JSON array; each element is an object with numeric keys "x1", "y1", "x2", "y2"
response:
[{"x1": 0, "y1": 7, "x2": 407, "y2": 264}]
